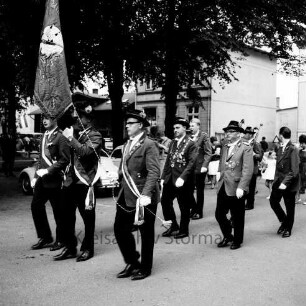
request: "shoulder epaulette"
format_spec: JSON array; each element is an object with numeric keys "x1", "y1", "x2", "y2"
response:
[{"x1": 242, "y1": 141, "x2": 250, "y2": 146}]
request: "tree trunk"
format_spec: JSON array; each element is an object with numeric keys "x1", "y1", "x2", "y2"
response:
[
  {"x1": 163, "y1": 0, "x2": 178, "y2": 139},
  {"x1": 7, "y1": 84, "x2": 17, "y2": 138},
  {"x1": 105, "y1": 61, "x2": 124, "y2": 148}
]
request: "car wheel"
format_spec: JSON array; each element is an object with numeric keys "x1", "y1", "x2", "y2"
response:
[{"x1": 21, "y1": 174, "x2": 33, "y2": 195}]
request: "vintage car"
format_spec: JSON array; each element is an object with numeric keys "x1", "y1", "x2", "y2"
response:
[{"x1": 19, "y1": 147, "x2": 121, "y2": 195}]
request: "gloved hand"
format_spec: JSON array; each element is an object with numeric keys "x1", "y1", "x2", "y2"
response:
[
  {"x1": 36, "y1": 169, "x2": 48, "y2": 177},
  {"x1": 31, "y1": 178, "x2": 37, "y2": 188},
  {"x1": 62, "y1": 127, "x2": 74, "y2": 139},
  {"x1": 139, "y1": 195, "x2": 151, "y2": 207},
  {"x1": 279, "y1": 183, "x2": 287, "y2": 190},
  {"x1": 201, "y1": 167, "x2": 208, "y2": 173},
  {"x1": 175, "y1": 177, "x2": 184, "y2": 188},
  {"x1": 236, "y1": 188, "x2": 244, "y2": 199}
]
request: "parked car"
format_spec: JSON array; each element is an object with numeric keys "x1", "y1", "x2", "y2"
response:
[{"x1": 19, "y1": 147, "x2": 121, "y2": 195}]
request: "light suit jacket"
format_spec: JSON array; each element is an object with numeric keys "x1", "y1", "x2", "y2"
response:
[{"x1": 217, "y1": 139, "x2": 254, "y2": 196}]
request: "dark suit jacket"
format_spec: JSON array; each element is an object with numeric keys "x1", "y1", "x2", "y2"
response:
[
  {"x1": 192, "y1": 131, "x2": 212, "y2": 174},
  {"x1": 118, "y1": 133, "x2": 160, "y2": 208},
  {"x1": 64, "y1": 126, "x2": 102, "y2": 187},
  {"x1": 162, "y1": 135, "x2": 197, "y2": 185},
  {"x1": 217, "y1": 139, "x2": 254, "y2": 196},
  {"x1": 252, "y1": 141, "x2": 263, "y2": 175},
  {"x1": 273, "y1": 141, "x2": 300, "y2": 192},
  {"x1": 36, "y1": 128, "x2": 70, "y2": 188}
]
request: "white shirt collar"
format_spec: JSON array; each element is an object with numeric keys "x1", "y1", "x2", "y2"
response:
[
  {"x1": 227, "y1": 138, "x2": 240, "y2": 147},
  {"x1": 129, "y1": 132, "x2": 144, "y2": 151},
  {"x1": 45, "y1": 126, "x2": 57, "y2": 138},
  {"x1": 175, "y1": 135, "x2": 185, "y2": 146}
]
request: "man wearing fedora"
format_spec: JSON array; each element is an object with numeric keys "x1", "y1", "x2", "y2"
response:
[
  {"x1": 114, "y1": 110, "x2": 160, "y2": 281},
  {"x1": 54, "y1": 103, "x2": 102, "y2": 262},
  {"x1": 161, "y1": 117, "x2": 197, "y2": 239},
  {"x1": 215, "y1": 120, "x2": 254, "y2": 250},
  {"x1": 269, "y1": 127, "x2": 300, "y2": 238},
  {"x1": 30, "y1": 114, "x2": 70, "y2": 251},
  {"x1": 242, "y1": 126, "x2": 263, "y2": 210},
  {"x1": 189, "y1": 118, "x2": 212, "y2": 220}
]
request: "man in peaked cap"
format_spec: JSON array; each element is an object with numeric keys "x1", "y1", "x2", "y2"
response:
[
  {"x1": 114, "y1": 109, "x2": 160, "y2": 280},
  {"x1": 53, "y1": 102, "x2": 102, "y2": 262},
  {"x1": 160, "y1": 117, "x2": 197, "y2": 239},
  {"x1": 242, "y1": 126, "x2": 263, "y2": 210},
  {"x1": 215, "y1": 120, "x2": 254, "y2": 250},
  {"x1": 30, "y1": 113, "x2": 70, "y2": 251}
]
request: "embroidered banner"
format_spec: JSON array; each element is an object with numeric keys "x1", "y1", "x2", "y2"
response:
[{"x1": 33, "y1": 0, "x2": 72, "y2": 119}]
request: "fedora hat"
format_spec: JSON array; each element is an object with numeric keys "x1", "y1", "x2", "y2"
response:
[
  {"x1": 223, "y1": 120, "x2": 244, "y2": 133},
  {"x1": 244, "y1": 126, "x2": 256, "y2": 134},
  {"x1": 74, "y1": 101, "x2": 96, "y2": 119},
  {"x1": 125, "y1": 109, "x2": 150, "y2": 127},
  {"x1": 174, "y1": 117, "x2": 189, "y2": 129}
]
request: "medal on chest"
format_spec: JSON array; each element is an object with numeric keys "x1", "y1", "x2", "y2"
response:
[{"x1": 170, "y1": 139, "x2": 190, "y2": 168}]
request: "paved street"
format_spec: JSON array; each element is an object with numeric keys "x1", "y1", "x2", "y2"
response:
[{"x1": 1, "y1": 173, "x2": 306, "y2": 306}]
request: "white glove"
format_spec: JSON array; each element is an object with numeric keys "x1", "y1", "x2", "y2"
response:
[
  {"x1": 31, "y1": 178, "x2": 37, "y2": 188},
  {"x1": 36, "y1": 169, "x2": 48, "y2": 177},
  {"x1": 62, "y1": 127, "x2": 74, "y2": 139},
  {"x1": 139, "y1": 195, "x2": 151, "y2": 207},
  {"x1": 175, "y1": 177, "x2": 184, "y2": 188},
  {"x1": 279, "y1": 183, "x2": 287, "y2": 190},
  {"x1": 160, "y1": 179, "x2": 164, "y2": 188},
  {"x1": 236, "y1": 188, "x2": 244, "y2": 199},
  {"x1": 201, "y1": 167, "x2": 208, "y2": 173}
]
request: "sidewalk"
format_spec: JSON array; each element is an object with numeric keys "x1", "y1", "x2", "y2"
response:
[{"x1": 0, "y1": 177, "x2": 306, "y2": 305}]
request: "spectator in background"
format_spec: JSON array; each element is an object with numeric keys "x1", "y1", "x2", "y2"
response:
[
  {"x1": 16, "y1": 134, "x2": 24, "y2": 151},
  {"x1": 260, "y1": 137, "x2": 269, "y2": 152},
  {"x1": 0, "y1": 129, "x2": 16, "y2": 177},
  {"x1": 296, "y1": 134, "x2": 306, "y2": 205},
  {"x1": 261, "y1": 151, "x2": 277, "y2": 199},
  {"x1": 208, "y1": 136, "x2": 221, "y2": 189}
]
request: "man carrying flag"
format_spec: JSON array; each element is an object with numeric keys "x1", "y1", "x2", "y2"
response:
[{"x1": 53, "y1": 103, "x2": 102, "y2": 262}]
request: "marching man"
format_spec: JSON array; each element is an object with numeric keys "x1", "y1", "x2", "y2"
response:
[{"x1": 114, "y1": 110, "x2": 160, "y2": 280}]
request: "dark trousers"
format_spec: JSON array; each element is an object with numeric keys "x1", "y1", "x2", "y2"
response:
[
  {"x1": 114, "y1": 196, "x2": 157, "y2": 273},
  {"x1": 190, "y1": 172, "x2": 207, "y2": 216},
  {"x1": 31, "y1": 178, "x2": 61, "y2": 241},
  {"x1": 269, "y1": 188, "x2": 296, "y2": 231},
  {"x1": 60, "y1": 184, "x2": 96, "y2": 252},
  {"x1": 245, "y1": 174, "x2": 257, "y2": 208},
  {"x1": 215, "y1": 184, "x2": 246, "y2": 245},
  {"x1": 161, "y1": 182, "x2": 191, "y2": 234}
]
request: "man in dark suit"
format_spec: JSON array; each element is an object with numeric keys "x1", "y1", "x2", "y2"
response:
[
  {"x1": 54, "y1": 103, "x2": 102, "y2": 262},
  {"x1": 243, "y1": 126, "x2": 263, "y2": 210},
  {"x1": 189, "y1": 118, "x2": 212, "y2": 220},
  {"x1": 269, "y1": 126, "x2": 300, "y2": 238},
  {"x1": 114, "y1": 110, "x2": 160, "y2": 281},
  {"x1": 215, "y1": 121, "x2": 254, "y2": 250},
  {"x1": 161, "y1": 117, "x2": 197, "y2": 239},
  {"x1": 31, "y1": 114, "x2": 70, "y2": 251}
]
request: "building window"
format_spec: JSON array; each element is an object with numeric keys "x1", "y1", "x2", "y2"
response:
[
  {"x1": 187, "y1": 105, "x2": 199, "y2": 121},
  {"x1": 92, "y1": 88, "x2": 98, "y2": 94},
  {"x1": 144, "y1": 107, "x2": 156, "y2": 126},
  {"x1": 145, "y1": 80, "x2": 152, "y2": 91}
]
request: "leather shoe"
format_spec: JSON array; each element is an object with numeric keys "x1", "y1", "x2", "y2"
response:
[
  {"x1": 217, "y1": 236, "x2": 233, "y2": 248},
  {"x1": 174, "y1": 232, "x2": 189, "y2": 239},
  {"x1": 131, "y1": 270, "x2": 151, "y2": 281},
  {"x1": 31, "y1": 238, "x2": 53, "y2": 250},
  {"x1": 245, "y1": 205, "x2": 254, "y2": 210},
  {"x1": 230, "y1": 243, "x2": 241, "y2": 250},
  {"x1": 162, "y1": 225, "x2": 179, "y2": 237},
  {"x1": 191, "y1": 213, "x2": 203, "y2": 220},
  {"x1": 53, "y1": 247, "x2": 77, "y2": 261},
  {"x1": 117, "y1": 263, "x2": 140, "y2": 278},
  {"x1": 277, "y1": 224, "x2": 285, "y2": 235},
  {"x1": 50, "y1": 241, "x2": 64, "y2": 251},
  {"x1": 76, "y1": 250, "x2": 94, "y2": 262},
  {"x1": 282, "y1": 229, "x2": 291, "y2": 238}
]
